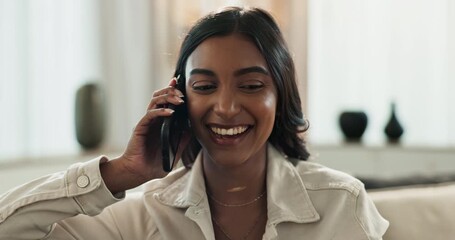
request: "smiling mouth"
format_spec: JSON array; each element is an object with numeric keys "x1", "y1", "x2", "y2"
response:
[{"x1": 209, "y1": 125, "x2": 250, "y2": 137}]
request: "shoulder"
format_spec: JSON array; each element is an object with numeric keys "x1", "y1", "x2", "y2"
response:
[
  {"x1": 291, "y1": 160, "x2": 389, "y2": 238},
  {"x1": 294, "y1": 160, "x2": 364, "y2": 197}
]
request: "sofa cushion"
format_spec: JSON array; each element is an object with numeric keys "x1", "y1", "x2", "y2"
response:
[{"x1": 368, "y1": 183, "x2": 455, "y2": 240}]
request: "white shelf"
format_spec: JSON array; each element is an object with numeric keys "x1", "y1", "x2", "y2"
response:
[{"x1": 308, "y1": 144, "x2": 455, "y2": 178}]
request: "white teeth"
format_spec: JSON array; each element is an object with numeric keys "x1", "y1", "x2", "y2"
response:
[{"x1": 211, "y1": 126, "x2": 248, "y2": 136}]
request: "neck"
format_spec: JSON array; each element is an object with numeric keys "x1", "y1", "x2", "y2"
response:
[{"x1": 202, "y1": 145, "x2": 268, "y2": 204}]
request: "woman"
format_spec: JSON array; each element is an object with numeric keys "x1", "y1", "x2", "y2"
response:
[{"x1": 0, "y1": 7, "x2": 388, "y2": 240}]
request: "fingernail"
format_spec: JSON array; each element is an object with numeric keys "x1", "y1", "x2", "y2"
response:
[{"x1": 174, "y1": 95, "x2": 184, "y2": 103}]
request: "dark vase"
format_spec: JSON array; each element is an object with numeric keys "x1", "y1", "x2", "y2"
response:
[
  {"x1": 384, "y1": 102, "x2": 404, "y2": 143},
  {"x1": 339, "y1": 111, "x2": 368, "y2": 142},
  {"x1": 75, "y1": 83, "x2": 105, "y2": 150}
]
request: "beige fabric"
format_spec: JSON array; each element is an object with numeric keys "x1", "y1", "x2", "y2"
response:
[
  {"x1": 0, "y1": 145, "x2": 388, "y2": 239},
  {"x1": 369, "y1": 183, "x2": 455, "y2": 240}
]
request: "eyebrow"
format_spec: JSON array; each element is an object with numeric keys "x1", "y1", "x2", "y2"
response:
[
  {"x1": 189, "y1": 66, "x2": 269, "y2": 77},
  {"x1": 234, "y1": 66, "x2": 269, "y2": 76},
  {"x1": 189, "y1": 68, "x2": 216, "y2": 76}
]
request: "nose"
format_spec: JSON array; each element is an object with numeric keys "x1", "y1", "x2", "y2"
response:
[{"x1": 213, "y1": 86, "x2": 241, "y2": 120}]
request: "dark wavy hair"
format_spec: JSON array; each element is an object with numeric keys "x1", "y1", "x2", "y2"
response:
[{"x1": 171, "y1": 6, "x2": 310, "y2": 167}]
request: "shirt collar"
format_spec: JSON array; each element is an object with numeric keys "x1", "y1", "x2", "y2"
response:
[
  {"x1": 149, "y1": 151, "x2": 206, "y2": 208},
  {"x1": 265, "y1": 144, "x2": 320, "y2": 224},
  {"x1": 150, "y1": 144, "x2": 320, "y2": 224}
]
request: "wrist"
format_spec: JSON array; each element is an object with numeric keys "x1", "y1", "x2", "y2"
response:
[{"x1": 100, "y1": 157, "x2": 147, "y2": 194}]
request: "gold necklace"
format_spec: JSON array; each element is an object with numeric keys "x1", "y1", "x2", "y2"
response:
[
  {"x1": 208, "y1": 191, "x2": 266, "y2": 207},
  {"x1": 227, "y1": 186, "x2": 247, "y2": 192},
  {"x1": 212, "y1": 211, "x2": 264, "y2": 240}
]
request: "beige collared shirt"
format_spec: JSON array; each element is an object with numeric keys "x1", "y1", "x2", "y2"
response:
[{"x1": 0, "y1": 145, "x2": 388, "y2": 239}]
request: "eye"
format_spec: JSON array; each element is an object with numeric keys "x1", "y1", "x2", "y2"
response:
[
  {"x1": 239, "y1": 82, "x2": 264, "y2": 92},
  {"x1": 191, "y1": 81, "x2": 217, "y2": 93},
  {"x1": 193, "y1": 85, "x2": 216, "y2": 91}
]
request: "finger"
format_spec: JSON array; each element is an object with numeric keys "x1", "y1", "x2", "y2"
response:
[
  {"x1": 152, "y1": 78, "x2": 183, "y2": 97},
  {"x1": 147, "y1": 93, "x2": 184, "y2": 111},
  {"x1": 148, "y1": 83, "x2": 184, "y2": 110},
  {"x1": 169, "y1": 77, "x2": 178, "y2": 87},
  {"x1": 134, "y1": 108, "x2": 175, "y2": 136},
  {"x1": 152, "y1": 86, "x2": 184, "y2": 99}
]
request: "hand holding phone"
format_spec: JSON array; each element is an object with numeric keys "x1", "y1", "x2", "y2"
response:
[{"x1": 101, "y1": 77, "x2": 186, "y2": 193}]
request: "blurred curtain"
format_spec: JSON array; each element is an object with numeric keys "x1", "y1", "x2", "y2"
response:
[
  {"x1": 98, "y1": 0, "x2": 156, "y2": 150},
  {"x1": 0, "y1": 0, "x2": 101, "y2": 161},
  {"x1": 308, "y1": 0, "x2": 455, "y2": 146}
]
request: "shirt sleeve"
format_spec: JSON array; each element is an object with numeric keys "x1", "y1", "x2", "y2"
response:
[
  {"x1": 355, "y1": 186, "x2": 390, "y2": 240},
  {"x1": 0, "y1": 156, "x2": 125, "y2": 240}
]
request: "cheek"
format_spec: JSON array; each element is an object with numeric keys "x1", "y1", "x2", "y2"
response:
[
  {"x1": 263, "y1": 89, "x2": 278, "y2": 114},
  {"x1": 186, "y1": 95, "x2": 205, "y2": 127},
  {"x1": 264, "y1": 94, "x2": 277, "y2": 112},
  {"x1": 254, "y1": 92, "x2": 278, "y2": 127}
]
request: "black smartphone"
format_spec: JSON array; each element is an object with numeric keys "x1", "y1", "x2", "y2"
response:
[{"x1": 160, "y1": 76, "x2": 186, "y2": 172}]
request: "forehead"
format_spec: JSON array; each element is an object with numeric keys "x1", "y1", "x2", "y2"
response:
[{"x1": 185, "y1": 34, "x2": 268, "y2": 74}]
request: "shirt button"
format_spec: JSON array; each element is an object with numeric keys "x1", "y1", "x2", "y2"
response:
[{"x1": 77, "y1": 175, "x2": 90, "y2": 188}]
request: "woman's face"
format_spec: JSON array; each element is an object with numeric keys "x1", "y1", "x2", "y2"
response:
[{"x1": 185, "y1": 34, "x2": 277, "y2": 167}]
